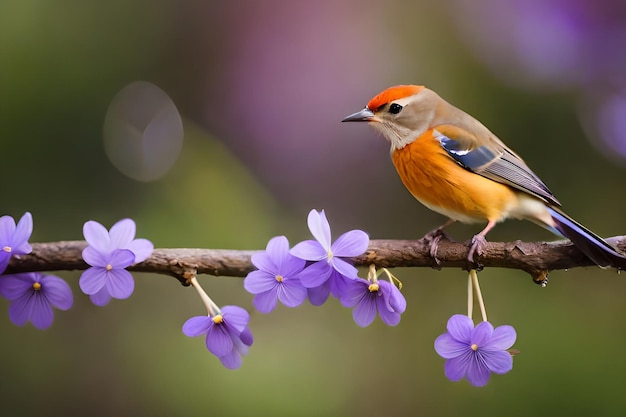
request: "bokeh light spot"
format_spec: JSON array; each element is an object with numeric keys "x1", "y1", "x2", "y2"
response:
[
  {"x1": 596, "y1": 93, "x2": 626, "y2": 160},
  {"x1": 103, "y1": 81, "x2": 184, "y2": 181},
  {"x1": 579, "y1": 91, "x2": 626, "y2": 163}
]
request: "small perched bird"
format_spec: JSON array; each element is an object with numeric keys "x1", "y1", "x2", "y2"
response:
[{"x1": 342, "y1": 85, "x2": 626, "y2": 269}]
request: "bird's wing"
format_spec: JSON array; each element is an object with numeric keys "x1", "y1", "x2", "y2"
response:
[{"x1": 432, "y1": 124, "x2": 560, "y2": 206}]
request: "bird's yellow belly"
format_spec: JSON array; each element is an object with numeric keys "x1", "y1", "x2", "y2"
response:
[{"x1": 391, "y1": 136, "x2": 517, "y2": 223}]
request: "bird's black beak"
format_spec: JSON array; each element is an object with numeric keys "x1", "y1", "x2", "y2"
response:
[{"x1": 341, "y1": 108, "x2": 375, "y2": 122}]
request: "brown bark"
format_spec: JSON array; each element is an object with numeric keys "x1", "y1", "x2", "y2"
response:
[{"x1": 6, "y1": 236, "x2": 626, "y2": 286}]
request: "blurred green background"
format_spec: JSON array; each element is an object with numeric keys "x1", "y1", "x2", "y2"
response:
[{"x1": 2, "y1": 1, "x2": 626, "y2": 416}]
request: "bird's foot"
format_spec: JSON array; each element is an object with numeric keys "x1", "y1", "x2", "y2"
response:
[
  {"x1": 468, "y1": 234, "x2": 487, "y2": 264},
  {"x1": 423, "y1": 227, "x2": 453, "y2": 267}
]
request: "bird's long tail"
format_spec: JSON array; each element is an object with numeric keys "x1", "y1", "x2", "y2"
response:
[{"x1": 547, "y1": 207, "x2": 626, "y2": 269}]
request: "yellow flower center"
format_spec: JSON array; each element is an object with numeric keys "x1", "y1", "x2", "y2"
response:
[
  {"x1": 368, "y1": 283, "x2": 379, "y2": 293},
  {"x1": 212, "y1": 314, "x2": 224, "y2": 324},
  {"x1": 471, "y1": 344, "x2": 479, "y2": 351},
  {"x1": 105, "y1": 264, "x2": 113, "y2": 271},
  {"x1": 275, "y1": 275, "x2": 284, "y2": 282},
  {"x1": 2, "y1": 245, "x2": 11, "y2": 253},
  {"x1": 32, "y1": 282, "x2": 42, "y2": 291}
]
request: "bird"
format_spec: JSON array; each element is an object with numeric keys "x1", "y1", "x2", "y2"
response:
[{"x1": 342, "y1": 84, "x2": 626, "y2": 269}]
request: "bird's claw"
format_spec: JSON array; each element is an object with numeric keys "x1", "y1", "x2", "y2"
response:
[
  {"x1": 423, "y1": 227, "x2": 452, "y2": 267},
  {"x1": 468, "y1": 234, "x2": 487, "y2": 264}
]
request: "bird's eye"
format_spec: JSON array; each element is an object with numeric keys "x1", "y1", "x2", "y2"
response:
[{"x1": 389, "y1": 103, "x2": 403, "y2": 114}]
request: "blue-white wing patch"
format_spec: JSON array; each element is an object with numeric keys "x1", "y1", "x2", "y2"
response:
[
  {"x1": 433, "y1": 129, "x2": 560, "y2": 206},
  {"x1": 434, "y1": 132, "x2": 501, "y2": 170}
]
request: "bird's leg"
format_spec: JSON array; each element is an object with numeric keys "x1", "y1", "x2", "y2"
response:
[
  {"x1": 468, "y1": 220, "x2": 497, "y2": 263},
  {"x1": 423, "y1": 219, "x2": 455, "y2": 266}
]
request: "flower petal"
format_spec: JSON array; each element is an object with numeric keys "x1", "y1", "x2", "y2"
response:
[
  {"x1": 307, "y1": 281, "x2": 330, "y2": 306},
  {"x1": 8, "y1": 292, "x2": 35, "y2": 326},
  {"x1": 250, "y1": 252, "x2": 277, "y2": 273},
  {"x1": 465, "y1": 354, "x2": 492, "y2": 387},
  {"x1": 387, "y1": 282, "x2": 407, "y2": 313},
  {"x1": 182, "y1": 316, "x2": 212, "y2": 337},
  {"x1": 484, "y1": 325, "x2": 517, "y2": 351},
  {"x1": 444, "y1": 352, "x2": 472, "y2": 382},
  {"x1": 82, "y1": 246, "x2": 109, "y2": 268},
  {"x1": 108, "y1": 249, "x2": 136, "y2": 269},
  {"x1": 483, "y1": 350, "x2": 514, "y2": 375},
  {"x1": 307, "y1": 209, "x2": 332, "y2": 250},
  {"x1": 330, "y1": 258, "x2": 358, "y2": 279},
  {"x1": 331, "y1": 230, "x2": 369, "y2": 257},
  {"x1": 290, "y1": 240, "x2": 327, "y2": 261},
  {"x1": 232, "y1": 328, "x2": 253, "y2": 356},
  {"x1": 377, "y1": 297, "x2": 401, "y2": 326},
  {"x1": 435, "y1": 333, "x2": 469, "y2": 359},
  {"x1": 339, "y1": 278, "x2": 368, "y2": 307},
  {"x1": 264, "y1": 236, "x2": 289, "y2": 269},
  {"x1": 83, "y1": 221, "x2": 111, "y2": 253},
  {"x1": 244, "y1": 270, "x2": 278, "y2": 294},
  {"x1": 40, "y1": 274, "x2": 73, "y2": 310},
  {"x1": 0, "y1": 215, "x2": 16, "y2": 244},
  {"x1": 79, "y1": 267, "x2": 107, "y2": 295},
  {"x1": 329, "y1": 270, "x2": 354, "y2": 299},
  {"x1": 109, "y1": 218, "x2": 136, "y2": 248},
  {"x1": 352, "y1": 293, "x2": 377, "y2": 327},
  {"x1": 0, "y1": 273, "x2": 34, "y2": 300},
  {"x1": 206, "y1": 324, "x2": 234, "y2": 357},
  {"x1": 221, "y1": 306, "x2": 250, "y2": 333},
  {"x1": 126, "y1": 239, "x2": 153, "y2": 263},
  {"x1": 280, "y1": 255, "x2": 306, "y2": 278},
  {"x1": 376, "y1": 280, "x2": 396, "y2": 312},
  {"x1": 252, "y1": 289, "x2": 279, "y2": 313},
  {"x1": 11, "y1": 212, "x2": 33, "y2": 254},
  {"x1": 472, "y1": 321, "x2": 495, "y2": 347},
  {"x1": 239, "y1": 327, "x2": 254, "y2": 347},
  {"x1": 28, "y1": 295, "x2": 54, "y2": 330},
  {"x1": 89, "y1": 288, "x2": 112, "y2": 307},
  {"x1": 104, "y1": 268, "x2": 135, "y2": 299},
  {"x1": 297, "y1": 260, "x2": 333, "y2": 288},
  {"x1": 276, "y1": 279, "x2": 307, "y2": 308},
  {"x1": 218, "y1": 349, "x2": 243, "y2": 370},
  {"x1": 446, "y1": 314, "x2": 474, "y2": 343}
]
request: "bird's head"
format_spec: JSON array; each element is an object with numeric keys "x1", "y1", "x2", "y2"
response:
[{"x1": 342, "y1": 85, "x2": 442, "y2": 150}]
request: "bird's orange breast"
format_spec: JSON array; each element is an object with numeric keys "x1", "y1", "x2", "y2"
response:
[{"x1": 391, "y1": 131, "x2": 518, "y2": 223}]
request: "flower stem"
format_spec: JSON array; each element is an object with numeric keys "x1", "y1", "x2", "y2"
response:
[
  {"x1": 470, "y1": 269, "x2": 488, "y2": 322},
  {"x1": 371, "y1": 265, "x2": 404, "y2": 290},
  {"x1": 189, "y1": 276, "x2": 221, "y2": 316},
  {"x1": 467, "y1": 272, "x2": 473, "y2": 318},
  {"x1": 368, "y1": 264, "x2": 377, "y2": 282}
]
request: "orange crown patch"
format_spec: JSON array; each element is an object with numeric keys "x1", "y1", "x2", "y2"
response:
[{"x1": 367, "y1": 85, "x2": 424, "y2": 111}]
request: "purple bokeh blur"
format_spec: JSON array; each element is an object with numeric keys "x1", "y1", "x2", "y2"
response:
[
  {"x1": 451, "y1": 0, "x2": 626, "y2": 159},
  {"x1": 177, "y1": 2, "x2": 400, "y2": 212}
]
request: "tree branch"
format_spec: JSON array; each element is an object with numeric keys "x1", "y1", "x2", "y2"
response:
[{"x1": 5, "y1": 236, "x2": 626, "y2": 286}]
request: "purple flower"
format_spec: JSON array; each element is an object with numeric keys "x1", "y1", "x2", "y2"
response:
[
  {"x1": 79, "y1": 218, "x2": 153, "y2": 305},
  {"x1": 244, "y1": 236, "x2": 307, "y2": 313},
  {"x1": 182, "y1": 305, "x2": 253, "y2": 370},
  {"x1": 80, "y1": 248, "x2": 136, "y2": 301},
  {"x1": 0, "y1": 212, "x2": 33, "y2": 274},
  {"x1": 290, "y1": 210, "x2": 369, "y2": 301},
  {"x1": 83, "y1": 218, "x2": 153, "y2": 263},
  {"x1": 341, "y1": 278, "x2": 407, "y2": 327},
  {"x1": 434, "y1": 314, "x2": 517, "y2": 387},
  {"x1": 0, "y1": 272, "x2": 73, "y2": 330}
]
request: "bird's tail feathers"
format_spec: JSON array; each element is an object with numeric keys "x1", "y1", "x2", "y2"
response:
[{"x1": 547, "y1": 207, "x2": 626, "y2": 269}]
